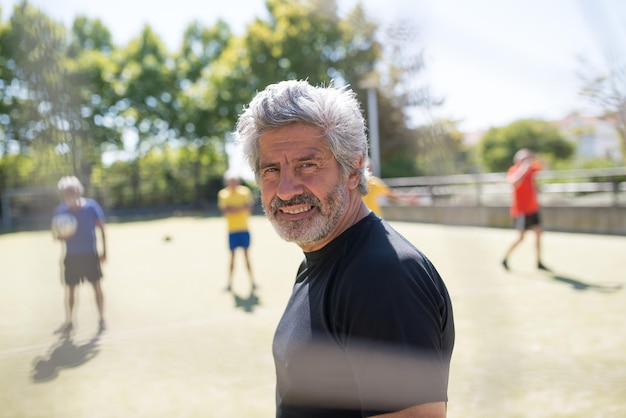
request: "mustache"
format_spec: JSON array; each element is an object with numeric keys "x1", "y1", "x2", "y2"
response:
[{"x1": 269, "y1": 194, "x2": 321, "y2": 212}]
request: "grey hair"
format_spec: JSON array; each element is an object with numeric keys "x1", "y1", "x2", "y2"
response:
[
  {"x1": 223, "y1": 169, "x2": 240, "y2": 183},
  {"x1": 57, "y1": 176, "x2": 84, "y2": 195},
  {"x1": 236, "y1": 80, "x2": 370, "y2": 194},
  {"x1": 514, "y1": 148, "x2": 533, "y2": 163}
]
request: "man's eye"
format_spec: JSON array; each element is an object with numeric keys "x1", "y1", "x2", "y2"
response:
[
  {"x1": 299, "y1": 163, "x2": 317, "y2": 171},
  {"x1": 260, "y1": 167, "x2": 279, "y2": 179}
]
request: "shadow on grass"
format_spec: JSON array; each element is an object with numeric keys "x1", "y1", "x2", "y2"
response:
[
  {"x1": 549, "y1": 273, "x2": 623, "y2": 292},
  {"x1": 31, "y1": 330, "x2": 102, "y2": 383},
  {"x1": 513, "y1": 268, "x2": 623, "y2": 293},
  {"x1": 233, "y1": 288, "x2": 261, "y2": 313}
]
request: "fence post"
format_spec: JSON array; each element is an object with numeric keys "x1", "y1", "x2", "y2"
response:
[{"x1": 475, "y1": 173, "x2": 483, "y2": 206}]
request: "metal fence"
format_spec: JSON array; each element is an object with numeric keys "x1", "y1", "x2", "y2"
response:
[{"x1": 384, "y1": 167, "x2": 626, "y2": 207}]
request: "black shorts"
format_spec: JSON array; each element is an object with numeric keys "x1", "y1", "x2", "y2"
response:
[
  {"x1": 63, "y1": 254, "x2": 102, "y2": 286},
  {"x1": 514, "y1": 212, "x2": 541, "y2": 230}
]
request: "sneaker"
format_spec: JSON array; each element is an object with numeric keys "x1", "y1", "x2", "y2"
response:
[
  {"x1": 502, "y1": 259, "x2": 509, "y2": 271},
  {"x1": 537, "y1": 262, "x2": 550, "y2": 271},
  {"x1": 59, "y1": 322, "x2": 73, "y2": 335},
  {"x1": 98, "y1": 319, "x2": 107, "y2": 332}
]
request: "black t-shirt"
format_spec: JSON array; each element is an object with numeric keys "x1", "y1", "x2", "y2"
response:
[{"x1": 273, "y1": 213, "x2": 455, "y2": 418}]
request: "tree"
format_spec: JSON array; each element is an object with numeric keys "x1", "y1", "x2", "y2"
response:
[
  {"x1": 61, "y1": 16, "x2": 120, "y2": 186},
  {"x1": 369, "y1": 19, "x2": 445, "y2": 177},
  {"x1": 478, "y1": 119, "x2": 574, "y2": 172},
  {"x1": 1, "y1": 3, "x2": 123, "y2": 190},
  {"x1": 1, "y1": 1, "x2": 71, "y2": 183},
  {"x1": 0, "y1": 6, "x2": 12, "y2": 157},
  {"x1": 67, "y1": 16, "x2": 113, "y2": 58},
  {"x1": 223, "y1": 0, "x2": 437, "y2": 177},
  {"x1": 0, "y1": 0, "x2": 445, "y2": 216},
  {"x1": 415, "y1": 120, "x2": 470, "y2": 176},
  {"x1": 202, "y1": 0, "x2": 383, "y2": 178},
  {"x1": 172, "y1": 20, "x2": 233, "y2": 206},
  {"x1": 578, "y1": 56, "x2": 626, "y2": 161},
  {"x1": 242, "y1": 0, "x2": 377, "y2": 87},
  {"x1": 208, "y1": 0, "x2": 379, "y2": 118},
  {"x1": 113, "y1": 25, "x2": 178, "y2": 204}
]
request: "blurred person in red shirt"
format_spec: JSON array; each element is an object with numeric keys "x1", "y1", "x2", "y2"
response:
[{"x1": 502, "y1": 149, "x2": 549, "y2": 271}]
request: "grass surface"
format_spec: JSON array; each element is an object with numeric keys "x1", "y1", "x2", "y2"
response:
[{"x1": 0, "y1": 215, "x2": 624, "y2": 418}]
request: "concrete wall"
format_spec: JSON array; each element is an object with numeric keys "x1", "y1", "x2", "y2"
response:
[{"x1": 382, "y1": 205, "x2": 626, "y2": 236}]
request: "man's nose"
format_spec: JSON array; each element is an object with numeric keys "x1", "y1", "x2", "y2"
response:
[{"x1": 276, "y1": 169, "x2": 304, "y2": 201}]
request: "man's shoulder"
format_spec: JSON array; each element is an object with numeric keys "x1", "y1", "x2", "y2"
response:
[
  {"x1": 218, "y1": 187, "x2": 231, "y2": 198},
  {"x1": 82, "y1": 197, "x2": 103, "y2": 210},
  {"x1": 83, "y1": 197, "x2": 99, "y2": 204},
  {"x1": 359, "y1": 220, "x2": 432, "y2": 272},
  {"x1": 507, "y1": 164, "x2": 519, "y2": 175},
  {"x1": 344, "y1": 217, "x2": 415, "y2": 261}
]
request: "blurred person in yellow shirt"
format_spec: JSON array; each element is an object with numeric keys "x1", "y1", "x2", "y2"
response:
[
  {"x1": 217, "y1": 171, "x2": 256, "y2": 291},
  {"x1": 363, "y1": 170, "x2": 419, "y2": 217}
]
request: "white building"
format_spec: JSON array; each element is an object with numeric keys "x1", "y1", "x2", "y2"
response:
[{"x1": 556, "y1": 112, "x2": 623, "y2": 162}]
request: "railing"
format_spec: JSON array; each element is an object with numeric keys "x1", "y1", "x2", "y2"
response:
[{"x1": 383, "y1": 167, "x2": 626, "y2": 207}]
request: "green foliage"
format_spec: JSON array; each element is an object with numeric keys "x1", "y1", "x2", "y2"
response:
[
  {"x1": 0, "y1": 0, "x2": 438, "y2": 220},
  {"x1": 549, "y1": 156, "x2": 625, "y2": 171},
  {"x1": 0, "y1": 153, "x2": 34, "y2": 189},
  {"x1": 478, "y1": 119, "x2": 574, "y2": 172},
  {"x1": 3, "y1": 1, "x2": 68, "y2": 154},
  {"x1": 0, "y1": 145, "x2": 81, "y2": 193},
  {"x1": 67, "y1": 16, "x2": 113, "y2": 57},
  {"x1": 177, "y1": 20, "x2": 231, "y2": 83},
  {"x1": 91, "y1": 143, "x2": 226, "y2": 209},
  {"x1": 1, "y1": 3, "x2": 121, "y2": 186},
  {"x1": 212, "y1": 0, "x2": 379, "y2": 106},
  {"x1": 245, "y1": 0, "x2": 349, "y2": 84},
  {"x1": 381, "y1": 153, "x2": 422, "y2": 178}
]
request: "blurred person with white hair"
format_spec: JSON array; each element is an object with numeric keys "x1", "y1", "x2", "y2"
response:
[
  {"x1": 217, "y1": 170, "x2": 256, "y2": 292},
  {"x1": 53, "y1": 176, "x2": 107, "y2": 334},
  {"x1": 502, "y1": 149, "x2": 550, "y2": 271}
]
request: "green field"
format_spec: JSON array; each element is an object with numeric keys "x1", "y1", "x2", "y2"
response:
[{"x1": 1, "y1": 216, "x2": 624, "y2": 417}]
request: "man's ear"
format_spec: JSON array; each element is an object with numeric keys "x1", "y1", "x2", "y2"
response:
[{"x1": 347, "y1": 157, "x2": 364, "y2": 190}]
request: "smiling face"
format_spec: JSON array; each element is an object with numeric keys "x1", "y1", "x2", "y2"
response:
[{"x1": 258, "y1": 123, "x2": 364, "y2": 252}]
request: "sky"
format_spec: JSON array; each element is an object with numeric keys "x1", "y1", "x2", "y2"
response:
[{"x1": 3, "y1": 0, "x2": 626, "y2": 132}]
